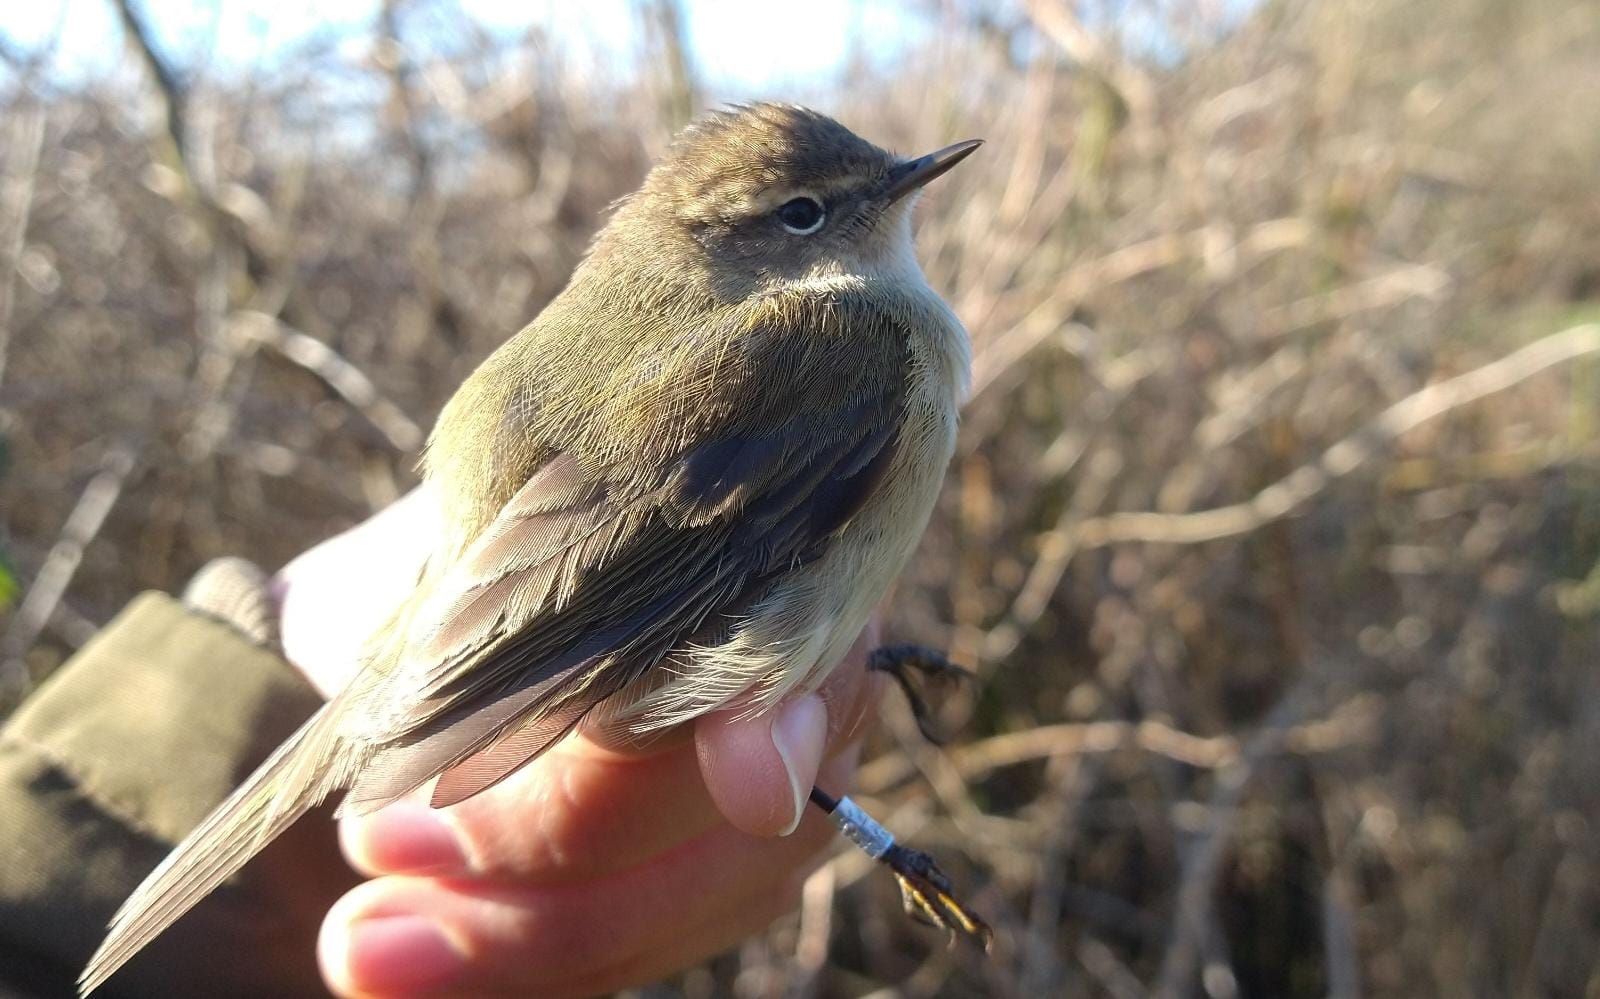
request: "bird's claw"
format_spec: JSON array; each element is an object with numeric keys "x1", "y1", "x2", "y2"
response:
[
  {"x1": 866, "y1": 643, "x2": 977, "y2": 745},
  {"x1": 884, "y1": 843, "x2": 993, "y2": 950}
]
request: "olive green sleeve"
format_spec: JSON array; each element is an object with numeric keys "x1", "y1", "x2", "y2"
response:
[{"x1": 0, "y1": 592, "x2": 358, "y2": 997}]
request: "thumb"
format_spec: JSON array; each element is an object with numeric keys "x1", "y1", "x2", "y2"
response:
[
  {"x1": 695, "y1": 694, "x2": 827, "y2": 838},
  {"x1": 693, "y1": 619, "x2": 884, "y2": 837}
]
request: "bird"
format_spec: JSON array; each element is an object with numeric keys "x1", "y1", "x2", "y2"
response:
[{"x1": 82, "y1": 102, "x2": 984, "y2": 993}]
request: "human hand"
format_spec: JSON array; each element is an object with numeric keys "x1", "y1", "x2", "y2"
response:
[{"x1": 273, "y1": 488, "x2": 881, "y2": 996}]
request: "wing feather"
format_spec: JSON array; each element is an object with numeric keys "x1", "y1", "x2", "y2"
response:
[{"x1": 342, "y1": 299, "x2": 909, "y2": 814}]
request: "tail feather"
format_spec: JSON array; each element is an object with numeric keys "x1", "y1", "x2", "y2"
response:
[{"x1": 78, "y1": 703, "x2": 346, "y2": 995}]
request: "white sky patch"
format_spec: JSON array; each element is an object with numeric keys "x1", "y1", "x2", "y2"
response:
[{"x1": 6, "y1": 0, "x2": 930, "y2": 93}]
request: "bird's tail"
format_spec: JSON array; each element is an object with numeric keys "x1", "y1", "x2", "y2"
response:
[{"x1": 79, "y1": 700, "x2": 349, "y2": 995}]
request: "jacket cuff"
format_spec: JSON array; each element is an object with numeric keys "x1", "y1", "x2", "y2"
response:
[{"x1": 0, "y1": 591, "x2": 335, "y2": 995}]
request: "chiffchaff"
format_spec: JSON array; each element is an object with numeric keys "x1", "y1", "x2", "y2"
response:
[{"x1": 83, "y1": 103, "x2": 982, "y2": 992}]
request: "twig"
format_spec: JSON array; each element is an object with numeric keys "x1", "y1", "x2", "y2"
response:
[
  {"x1": 1193, "y1": 345, "x2": 1309, "y2": 451},
  {"x1": 376, "y1": 0, "x2": 435, "y2": 201},
  {"x1": 639, "y1": 0, "x2": 699, "y2": 133},
  {"x1": 1322, "y1": 869, "x2": 1361, "y2": 999},
  {"x1": 856, "y1": 694, "x2": 1381, "y2": 795},
  {"x1": 1263, "y1": 263, "x2": 1453, "y2": 337},
  {"x1": 43, "y1": 598, "x2": 102, "y2": 651},
  {"x1": 1021, "y1": 0, "x2": 1157, "y2": 126},
  {"x1": 1079, "y1": 324, "x2": 1600, "y2": 545},
  {"x1": 984, "y1": 324, "x2": 1600, "y2": 660},
  {"x1": 1022, "y1": 756, "x2": 1093, "y2": 995},
  {"x1": 0, "y1": 102, "x2": 45, "y2": 392},
  {"x1": 1078, "y1": 935, "x2": 1148, "y2": 999},
  {"x1": 968, "y1": 219, "x2": 1311, "y2": 400},
  {"x1": 1154, "y1": 687, "x2": 1320, "y2": 997},
  {"x1": 112, "y1": 0, "x2": 259, "y2": 477},
  {"x1": 229, "y1": 311, "x2": 424, "y2": 452},
  {"x1": 787, "y1": 864, "x2": 836, "y2": 999},
  {"x1": 112, "y1": 0, "x2": 190, "y2": 176},
  {"x1": 0, "y1": 443, "x2": 138, "y2": 700}
]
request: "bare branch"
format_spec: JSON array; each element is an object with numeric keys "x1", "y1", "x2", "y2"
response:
[
  {"x1": 230, "y1": 311, "x2": 425, "y2": 453},
  {"x1": 984, "y1": 324, "x2": 1600, "y2": 660},
  {"x1": 788, "y1": 865, "x2": 836, "y2": 999},
  {"x1": 1021, "y1": 0, "x2": 1157, "y2": 125},
  {"x1": 1153, "y1": 690, "x2": 1306, "y2": 995},
  {"x1": 0, "y1": 102, "x2": 44, "y2": 392},
  {"x1": 968, "y1": 219, "x2": 1312, "y2": 400},
  {"x1": 0, "y1": 443, "x2": 138, "y2": 701},
  {"x1": 111, "y1": 0, "x2": 189, "y2": 168},
  {"x1": 857, "y1": 694, "x2": 1382, "y2": 794}
]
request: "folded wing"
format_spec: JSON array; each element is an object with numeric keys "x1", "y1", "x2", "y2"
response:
[{"x1": 340, "y1": 300, "x2": 906, "y2": 813}]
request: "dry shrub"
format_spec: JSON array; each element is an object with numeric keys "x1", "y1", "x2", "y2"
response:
[{"x1": 2, "y1": 1, "x2": 1598, "y2": 995}]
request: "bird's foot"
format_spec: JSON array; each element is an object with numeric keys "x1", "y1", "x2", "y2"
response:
[
  {"x1": 808, "y1": 787, "x2": 992, "y2": 951},
  {"x1": 866, "y1": 643, "x2": 975, "y2": 745}
]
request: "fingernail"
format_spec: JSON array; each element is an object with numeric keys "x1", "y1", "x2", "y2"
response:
[
  {"x1": 342, "y1": 916, "x2": 464, "y2": 993},
  {"x1": 359, "y1": 802, "x2": 469, "y2": 874},
  {"x1": 771, "y1": 694, "x2": 828, "y2": 836}
]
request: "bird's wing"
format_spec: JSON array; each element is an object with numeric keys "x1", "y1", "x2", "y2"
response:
[{"x1": 340, "y1": 297, "x2": 908, "y2": 814}]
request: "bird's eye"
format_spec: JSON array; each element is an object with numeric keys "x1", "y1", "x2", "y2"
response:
[{"x1": 776, "y1": 196, "x2": 826, "y2": 235}]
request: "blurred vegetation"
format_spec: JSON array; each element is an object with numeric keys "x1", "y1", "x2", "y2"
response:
[{"x1": 3, "y1": 0, "x2": 1600, "y2": 996}]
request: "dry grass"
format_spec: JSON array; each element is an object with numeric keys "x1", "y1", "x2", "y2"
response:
[{"x1": 3, "y1": 1, "x2": 1600, "y2": 995}]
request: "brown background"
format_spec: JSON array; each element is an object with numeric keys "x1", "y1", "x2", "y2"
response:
[{"x1": 3, "y1": 1, "x2": 1599, "y2": 995}]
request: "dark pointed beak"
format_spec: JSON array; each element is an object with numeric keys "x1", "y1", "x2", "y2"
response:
[{"x1": 879, "y1": 139, "x2": 983, "y2": 205}]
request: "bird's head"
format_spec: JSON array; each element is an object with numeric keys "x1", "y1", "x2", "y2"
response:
[{"x1": 603, "y1": 103, "x2": 980, "y2": 297}]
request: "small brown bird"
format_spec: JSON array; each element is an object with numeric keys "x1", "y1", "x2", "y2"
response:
[{"x1": 82, "y1": 103, "x2": 984, "y2": 992}]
